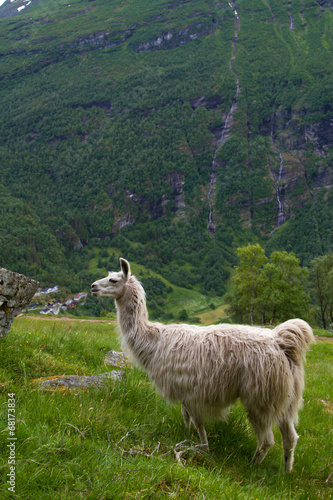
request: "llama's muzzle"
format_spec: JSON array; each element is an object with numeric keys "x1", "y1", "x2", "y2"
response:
[{"x1": 91, "y1": 283, "x2": 99, "y2": 295}]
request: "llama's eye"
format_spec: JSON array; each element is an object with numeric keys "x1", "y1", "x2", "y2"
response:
[{"x1": 109, "y1": 279, "x2": 117, "y2": 284}]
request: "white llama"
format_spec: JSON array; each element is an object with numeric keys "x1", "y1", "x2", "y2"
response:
[{"x1": 91, "y1": 258, "x2": 314, "y2": 472}]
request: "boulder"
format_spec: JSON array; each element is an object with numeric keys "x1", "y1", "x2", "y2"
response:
[
  {"x1": 0, "y1": 268, "x2": 39, "y2": 338},
  {"x1": 32, "y1": 370, "x2": 125, "y2": 390}
]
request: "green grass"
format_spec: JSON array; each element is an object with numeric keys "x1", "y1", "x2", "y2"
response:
[
  {"x1": 314, "y1": 328, "x2": 333, "y2": 339},
  {"x1": 0, "y1": 317, "x2": 332, "y2": 498},
  {"x1": 197, "y1": 304, "x2": 229, "y2": 324}
]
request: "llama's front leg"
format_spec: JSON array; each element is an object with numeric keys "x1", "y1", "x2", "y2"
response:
[{"x1": 278, "y1": 419, "x2": 299, "y2": 473}]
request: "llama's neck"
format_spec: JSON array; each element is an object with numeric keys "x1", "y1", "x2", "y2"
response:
[{"x1": 115, "y1": 277, "x2": 159, "y2": 369}]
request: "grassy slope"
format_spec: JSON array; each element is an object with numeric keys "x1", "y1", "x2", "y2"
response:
[
  {"x1": 87, "y1": 249, "x2": 226, "y2": 320},
  {"x1": 0, "y1": 318, "x2": 332, "y2": 499},
  {"x1": 197, "y1": 304, "x2": 229, "y2": 324}
]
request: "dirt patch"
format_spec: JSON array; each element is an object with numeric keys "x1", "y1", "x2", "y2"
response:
[{"x1": 315, "y1": 335, "x2": 333, "y2": 343}]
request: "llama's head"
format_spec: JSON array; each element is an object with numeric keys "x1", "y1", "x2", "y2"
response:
[{"x1": 91, "y1": 258, "x2": 131, "y2": 299}]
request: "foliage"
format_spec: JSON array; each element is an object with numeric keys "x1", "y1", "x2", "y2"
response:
[
  {"x1": 266, "y1": 190, "x2": 333, "y2": 265},
  {"x1": 0, "y1": 0, "x2": 332, "y2": 299},
  {"x1": 309, "y1": 253, "x2": 333, "y2": 329},
  {"x1": 225, "y1": 244, "x2": 310, "y2": 325}
]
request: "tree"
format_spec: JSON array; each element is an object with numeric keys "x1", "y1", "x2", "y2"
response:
[
  {"x1": 225, "y1": 244, "x2": 309, "y2": 325},
  {"x1": 231, "y1": 244, "x2": 267, "y2": 324},
  {"x1": 309, "y1": 254, "x2": 333, "y2": 329},
  {"x1": 267, "y1": 251, "x2": 309, "y2": 324}
]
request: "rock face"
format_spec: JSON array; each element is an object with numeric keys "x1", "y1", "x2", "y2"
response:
[
  {"x1": 0, "y1": 268, "x2": 39, "y2": 338},
  {"x1": 132, "y1": 21, "x2": 217, "y2": 53}
]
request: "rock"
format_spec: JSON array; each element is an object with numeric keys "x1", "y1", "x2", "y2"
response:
[
  {"x1": 132, "y1": 21, "x2": 217, "y2": 53},
  {"x1": 104, "y1": 350, "x2": 128, "y2": 368},
  {"x1": 117, "y1": 212, "x2": 135, "y2": 230},
  {"x1": 73, "y1": 238, "x2": 83, "y2": 251},
  {"x1": 0, "y1": 268, "x2": 39, "y2": 338},
  {"x1": 33, "y1": 370, "x2": 125, "y2": 390}
]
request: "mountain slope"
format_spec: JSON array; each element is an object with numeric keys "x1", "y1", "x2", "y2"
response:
[{"x1": 0, "y1": 0, "x2": 332, "y2": 288}]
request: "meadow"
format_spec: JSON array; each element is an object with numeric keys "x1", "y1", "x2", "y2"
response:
[{"x1": 0, "y1": 316, "x2": 332, "y2": 499}]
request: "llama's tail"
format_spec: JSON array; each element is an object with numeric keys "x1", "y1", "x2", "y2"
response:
[{"x1": 274, "y1": 319, "x2": 315, "y2": 365}]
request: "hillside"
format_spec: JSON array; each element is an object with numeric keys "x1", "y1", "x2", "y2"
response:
[{"x1": 0, "y1": 0, "x2": 332, "y2": 290}]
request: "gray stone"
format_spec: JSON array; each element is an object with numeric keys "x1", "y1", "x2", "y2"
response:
[
  {"x1": 36, "y1": 370, "x2": 125, "y2": 390},
  {"x1": 0, "y1": 268, "x2": 40, "y2": 338},
  {"x1": 104, "y1": 350, "x2": 128, "y2": 368}
]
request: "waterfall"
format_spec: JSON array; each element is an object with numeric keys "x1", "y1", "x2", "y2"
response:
[
  {"x1": 289, "y1": 15, "x2": 294, "y2": 31},
  {"x1": 270, "y1": 113, "x2": 275, "y2": 145},
  {"x1": 276, "y1": 153, "x2": 285, "y2": 227},
  {"x1": 270, "y1": 116, "x2": 286, "y2": 229},
  {"x1": 207, "y1": 172, "x2": 217, "y2": 234},
  {"x1": 207, "y1": 1, "x2": 240, "y2": 235}
]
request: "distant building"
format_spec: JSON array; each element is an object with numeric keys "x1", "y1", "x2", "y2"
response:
[
  {"x1": 38, "y1": 288, "x2": 87, "y2": 315},
  {"x1": 73, "y1": 292, "x2": 87, "y2": 302},
  {"x1": 28, "y1": 302, "x2": 41, "y2": 310},
  {"x1": 35, "y1": 285, "x2": 59, "y2": 296}
]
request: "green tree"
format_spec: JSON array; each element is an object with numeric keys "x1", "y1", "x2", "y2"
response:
[
  {"x1": 309, "y1": 254, "x2": 333, "y2": 329},
  {"x1": 225, "y1": 245, "x2": 309, "y2": 325},
  {"x1": 230, "y1": 244, "x2": 267, "y2": 324},
  {"x1": 266, "y1": 251, "x2": 309, "y2": 324}
]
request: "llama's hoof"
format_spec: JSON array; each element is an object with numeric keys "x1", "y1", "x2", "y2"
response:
[
  {"x1": 250, "y1": 450, "x2": 266, "y2": 466},
  {"x1": 284, "y1": 454, "x2": 294, "y2": 473}
]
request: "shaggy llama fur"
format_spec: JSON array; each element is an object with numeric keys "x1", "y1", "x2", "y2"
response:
[{"x1": 91, "y1": 258, "x2": 314, "y2": 472}]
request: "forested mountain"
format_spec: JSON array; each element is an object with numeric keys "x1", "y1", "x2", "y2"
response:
[{"x1": 0, "y1": 0, "x2": 332, "y2": 293}]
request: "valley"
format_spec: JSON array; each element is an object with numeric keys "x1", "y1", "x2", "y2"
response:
[{"x1": 0, "y1": 0, "x2": 332, "y2": 310}]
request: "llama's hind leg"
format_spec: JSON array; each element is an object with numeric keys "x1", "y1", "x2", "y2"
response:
[
  {"x1": 191, "y1": 415, "x2": 209, "y2": 450},
  {"x1": 248, "y1": 413, "x2": 275, "y2": 465},
  {"x1": 251, "y1": 428, "x2": 275, "y2": 465},
  {"x1": 278, "y1": 419, "x2": 299, "y2": 473},
  {"x1": 181, "y1": 406, "x2": 208, "y2": 450}
]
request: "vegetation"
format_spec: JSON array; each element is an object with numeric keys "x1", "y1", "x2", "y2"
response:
[
  {"x1": 0, "y1": 0, "x2": 332, "y2": 295},
  {"x1": 0, "y1": 317, "x2": 332, "y2": 498},
  {"x1": 225, "y1": 244, "x2": 310, "y2": 325},
  {"x1": 309, "y1": 253, "x2": 333, "y2": 329}
]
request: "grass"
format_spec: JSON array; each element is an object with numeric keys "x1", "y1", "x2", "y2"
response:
[
  {"x1": 197, "y1": 304, "x2": 229, "y2": 325},
  {"x1": 314, "y1": 328, "x2": 333, "y2": 339},
  {"x1": 0, "y1": 317, "x2": 332, "y2": 499}
]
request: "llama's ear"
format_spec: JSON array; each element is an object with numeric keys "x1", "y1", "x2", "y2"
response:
[{"x1": 120, "y1": 258, "x2": 131, "y2": 279}]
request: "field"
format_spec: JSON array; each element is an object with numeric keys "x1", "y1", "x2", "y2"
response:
[{"x1": 0, "y1": 317, "x2": 332, "y2": 499}]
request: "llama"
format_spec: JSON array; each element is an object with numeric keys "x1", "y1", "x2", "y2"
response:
[{"x1": 91, "y1": 258, "x2": 314, "y2": 472}]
